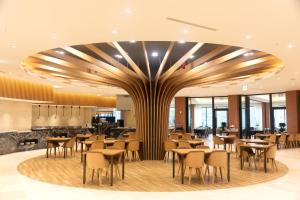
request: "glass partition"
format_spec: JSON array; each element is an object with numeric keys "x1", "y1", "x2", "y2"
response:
[
  {"x1": 249, "y1": 94, "x2": 270, "y2": 132},
  {"x1": 272, "y1": 93, "x2": 286, "y2": 132},
  {"x1": 191, "y1": 98, "x2": 213, "y2": 129}
]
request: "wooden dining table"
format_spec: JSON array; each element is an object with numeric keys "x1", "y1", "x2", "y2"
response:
[
  {"x1": 240, "y1": 139, "x2": 269, "y2": 144},
  {"x1": 171, "y1": 139, "x2": 204, "y2": 148},
  {"x1": 255, "y1": 133, "x2": 271, "y2": 140},
  {"x1": 82, "y1": 149, "x2": 125, "y2": 186},
  {"x1": 171, "y1": 148, "x2": 230, "y2": 184},
  {"x1": 240, "y1": 143, "x2": 272, "y2": 173},
  {"x1": 46, "y1": 137, "x2": 71, "y2": 158},
  {"x1": 76, "y1": 134, "x2": 91, "y2": 152}
]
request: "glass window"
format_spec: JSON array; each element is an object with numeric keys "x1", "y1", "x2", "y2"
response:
[
  {"x1": 169, "y1": 99, "x2": 175, "y2": 128},
  {"x1": 249, "y1": 94, "x2": 270, "y2": 131},
  {"x1": 191, "y1": 98, "x2": 213, "y2": 128},
  {"x1": 272, "y1": 93, "x2": 286, "y2": 131}
]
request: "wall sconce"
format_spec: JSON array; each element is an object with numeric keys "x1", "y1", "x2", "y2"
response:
[
  {"x1": 38, "y1": 105, "x2": 41, "y2": 119},
  {"x1": 47, "y1": 105, "x2": 50, "y2": 118},
  {"x1": 55, "y1": 105, "x2": 58, "y2": 118}
]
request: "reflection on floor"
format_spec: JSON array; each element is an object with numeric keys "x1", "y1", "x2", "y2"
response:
[{"x1": 17, "y1": 152, "x2": 288, "y2": 192}]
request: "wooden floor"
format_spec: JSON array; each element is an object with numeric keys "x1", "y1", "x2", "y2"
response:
[{"x1": 17, "y1": 152, "x2": 288, "y2": 192}]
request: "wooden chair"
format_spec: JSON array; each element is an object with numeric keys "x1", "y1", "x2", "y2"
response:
[
  {"x1": 47, "y1": 141, "x2": 60, "y2": 157},
  {"x1": 278, "y1": 134, "x2": 287, "y2": 149},
  {"x1": 126, "y1": 140, "x2": 140, "y2": 161},
  {"x1": 204, "y1": 150, "x2": 228, "y2": 183},
  {"x1": 242, "y1": 148, "x2": 257, "y2": 169},
  {"x1": 86, "y1": 152, "x2": 109, "y2": 185},
  {"x1": 107, "y1": 140, "x2": 126, "y2": 150},
  {"x1": 196, "y1": 145, "x2": 210, "y2": 149},
  {"x1": 295, "y1": 134, "x2": 300, "y2": 147},
  {"x1": 90, "y1": 140, "x2": 104, "y2": 150},
  {"x1": 266, "y1": 145, "x2": 278, "y2": 171},
  {"x1": 182, "y1": 133, "x2": 193, "y2": 140},
  {"x1": 164, "y1": 140, "x2": 176, "y2": 161},
  {"x1": 97, "y1": 134, "x2": 105, "y2": 140},
  {"x1": 267, "y1": 134, "x2": 276, "y2": 144},
  {"x1": 178, "y1": 141, "x2": 192, "y2": 149},
  {"x1": 128, "y1": 133, "x2": 137, "y2": 140},
  {"x1": 185, "y1": 151, "x2": 206, "y2": 184},
  {"x1": 287, "y1": 134, "x2": 295, "y2": 148},
  {"x1": 63, "y1": 137, "x2": 76, "y2": 157},
  {"x1": 170, "y1": 134, "x2": 179, "y2": 140},
  {"x1": 87, "y1": 134, "x2": 97, "y2": 141},
  {"x1": 213, "y1": 136, "x2": 224, "y2": 149}
]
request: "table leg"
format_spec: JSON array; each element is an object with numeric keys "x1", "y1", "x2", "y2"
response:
[
  {"x1": 240, "y1": 147, "x2": 243, "y2": 170},
  {"x1": 224, "y1": 142, "x2": 227, "y2": 150},
  {"x1": 64, "y1": 147, "x2": 66, "y2": 158},
  {"x1": 264, "y1": 149, "x2": 267, "y2": 173},
  {"x1": 172, "y1": 151, "x2": 175, "y2": 178},
  {"x1": 75, "y1": 137, "x2": 78, "y2": 152},
  {"x1": 83, "y1": 153, "x2": 86, "y2": 184},
  {"x1": 80, "y1": 142, "x2": 83, "y2": 163},
  {"x1": 122, "y1": 152, "x2": 125, "y2": 180},
  {"x1": 227, "y1": 152, "x2": 230, "y2": 182},
  {"x1": 46, "y1": 141, "x2": 49, "y2": 158},
  {"x1": 110, "y1": 156, "x2": 114, "y2": 186},
  {"x1": 181, "y1": 155, "x2": 184, "y2": 184}
]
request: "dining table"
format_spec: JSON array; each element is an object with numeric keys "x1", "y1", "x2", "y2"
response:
[
  {"x1": 240, "y1": 139, "x2": 269, "y2": 144},
  {"x1": 171, "y1": 148, "x2": 230, "y2": 184},
  {"x1": 76, "y1": 134, "x2": 91, "y2": 152},
  {"x1": 46, "y1": 137, "x2": 71, "y2": 158},
  {"x1": 82, "y1": 149, "x2": 125, "y2": 186},
  {"x1": 240, "y1": 143, "x2": 273, "y2": 173},
  {"x1": 171, "y1": 139, "x2": 204, "y2": 148}
]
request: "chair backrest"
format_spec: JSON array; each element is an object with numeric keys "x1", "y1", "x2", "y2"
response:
[
  {"x1": 213, "y1": 135, "x2": 223, "y2": 144},
  {"x1": 182, "y1": 133, "x2": 192, "y2": 140},
  {"x1": 86, "y1": 152, "x2": 108, "y2": 169},
  {"x1": 287, "y1": 134, "x2": 295, "y2": 141},
  {"x1": 178, "y1": 141, "x2": 192, "y2": 149},
  {"x1": 90, "y1": 140, "x2": 104, "y2": 150},
  {"x1": 127, "y1": 140, "x2": 140, "y2": 151},
  {"x1": 206, "y1": 150, "x2": 227, "y2": 167},
  {"x1": 235, "y1": 142, "x2": 244, "y2": 157},
  {"x1": 97, "y1": 134, "x2": 105, "y2": 140},
  {"x1": 268, "y1": 134, "x2": 276, "y2": 144},
  {"x1": 279, "y1": 134, "x2": 287, "y2": 143},
  {"x1": 185, "y1": 151, "x2": 205, "y2": 168},
  {"x1": 266, "y1": 145, "x2": 276, "y2": 159},
  {"x1": 170, "y1": 134, "x2": 179, "y2": 140},
  {"x1": 196, "y1": 145, "x2": 210, "y2": 149},
  {"x1": 128, "y1": 133, "x2": 137, "y2": 140},
  {"x1": 164, "y1": 140, "x2": 176, "y2": 151},
  {"x1": 112, "y1": 140, "x2": 126, "y2": 149},
  {"x1": 65, "y1": 137, "x2": 76, "y2": 148},
  {"x1": 87, "y1": 134, "x2": 97, "y2": 141}
]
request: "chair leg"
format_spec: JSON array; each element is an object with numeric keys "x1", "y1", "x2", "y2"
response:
[
  {"x1": 91, "y1": 169, "x2": 94, "y2": 183},
  {"x1": 98, "y1": 169, "x2": 102, "y2": 185},
  {"x1": 219, "y1": 167, "x2": 223, "y2": 180},
  {"x1": 188, "y1": 167, "x2": 192, "y2": 184},
  {"x1": 199, "y1": 167, "x2": 205, "y2": 184}
]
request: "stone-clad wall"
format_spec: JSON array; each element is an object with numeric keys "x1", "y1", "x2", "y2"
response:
[{"x1": 0, "y1": 127, "x2": 89, "y2": 155}]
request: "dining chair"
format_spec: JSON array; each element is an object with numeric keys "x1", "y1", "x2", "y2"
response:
[
  {"x1": 266, "y1": 145, "x2": 278, "y2": 171},
  {"x1": 178, "y1": 141, "x2": 192, "y2": 149},
  {"x1": 108, "y1": 140, "x2": 126, "y2": 150},
  {"x1": 47, "y1": 141, "x2": 60, "y2": 157},
  {"x1": 63, "y1": 137, "x2": 76, "y2": 157},
  {"x1": 126, "y1": 140, "x2": 140, "y2": 161},
  {"x1": 128, "y1": 133, "x2": 137, "y2": 140},
  {"x1": 278, "y1": 134, "x2": 287, "y2": 149},
  {"x1": 242, "y1": 147, "x2": 257, "y2": 169},
  {"x1": 287, "y1": 134, "x2": 295, "y2": 148},
  {"x1": 213, "y1": 136, "x2": 224, "y2": 149},
  {"x1": 204, "y1": 150, "x2": 228, "y2": 183},
  {"x1": 97, "y1": 134, "x2": 105, "y2": 140},
  {"x1": 185, "y1": 151, "x2": 206, "y2": 184},
  {"x1": 267, "y1": 134, "x2": 276, "y2": 144},
  {"x1": 295, "y1": 134, "x2": 300, "y2": 147},
  {"x1": 86, "y1": 152, "x2": 109, "y2": 185},
  {"x1": 164, "y1": 140, "x2": 177, "y2": 161},
  {"x1": 182, "y1": 133, "x2": 193, "y2": 140},
  {"x1": 196, "y1": 145, "x2": 210, "y2": 149},
  {"x1": 87, "y1": 134, "x2": 97, "y2": 141},
  {"x1": 170, "y1": 134, "x2": 179, "y2": 140},
  {"x1": 90, "y1": 140, "x2": 104, "y2": 150}
]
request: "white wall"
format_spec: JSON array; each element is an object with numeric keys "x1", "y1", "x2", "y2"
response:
[
  {"x1": 0, "y1": 99, "x2": 32, "y2": 132},
  {"x1": 31, "y1": 105, "x2": 94, "y2": 127}
]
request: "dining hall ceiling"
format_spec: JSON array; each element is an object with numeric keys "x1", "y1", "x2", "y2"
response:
[{"x1": 0, "y1": 0, "x2": 299, "y2": 97}]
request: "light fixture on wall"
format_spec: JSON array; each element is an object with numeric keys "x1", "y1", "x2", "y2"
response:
[
  {"x1": 62, "y1": 106, "x2": 65, "y2": 117},
  {"x1": 79, "y1": 106, "x2": 81, "y2": 117},
  {"x1": 47, "y1": 105, "x2": 50, "y2": 118},
  {"x1": 70, "y1": 106, "x2": 73, "y2": 118}
]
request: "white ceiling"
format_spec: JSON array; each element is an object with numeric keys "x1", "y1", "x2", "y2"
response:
[{"x1": 0, "y1": 0, "x2": 299, "y2": 97}]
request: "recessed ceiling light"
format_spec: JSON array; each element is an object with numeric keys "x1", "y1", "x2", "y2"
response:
[
  {"x1": 246, "y1": 35, "x2": 252, "y2": 39},
  {"x1": 243, "y1": 52, "x2": 254, "y2": 57},
  {"x1": 183, "y1": 29, "x2": 188, "y2": 33},
  {"x1": 242, "y1": 83, "x2": 248, "y2": 91},
  {"x1": 51, "y1": 35, "x2": 56, "y2": 40},
  {"x1": 97, "y1": 94, "x2": 101, "y2": 96},
  {"x1": 112, "y1": 30, "x2": 118, "y2": 34},
  {"x1": 151, "y1": 52, "x2": 158, "y2": 57},
  {"x1": 189, "y1": 55, "x2": 195, "y2": 59},
  {"x1": 130, "y1": 40, "x2": 136, "y2": 43},
  {"x1": 11, "y1": 45, "x2": 16, "y2": 48},
  {"x1": 114, "y1": 54, "x2": 123, "y2": 59},
  {"x1": 125, "y1": 9, "x2": 132, "y2": 14},
  {"x1": 179, "y1": 40, "x2": 185, "y2": 44},
  {"x1": 55, "y1": 50, "x2": 65, "y2": 55},
  {"x1": 288, "y1": 44, "x2": 293, "y2": 48},
  {"x1": 295, "y1": 72, "x2": 299, "y2": 75}
]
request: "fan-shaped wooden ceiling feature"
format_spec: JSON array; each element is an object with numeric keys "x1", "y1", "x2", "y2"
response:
[{"x1": 22, "y1": 41, "x2": 283, "y2": 160}]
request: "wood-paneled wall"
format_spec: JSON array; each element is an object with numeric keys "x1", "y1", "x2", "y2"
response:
[
  {"x1": 228, "y1": 95, "x2": 240, "y2": 131},
  {"x1": 175, "y1": 97, "x2": 187, "y2": 131},
  {"x1": 286, "y1": 90, "x2": 300, "y2": 133}
]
